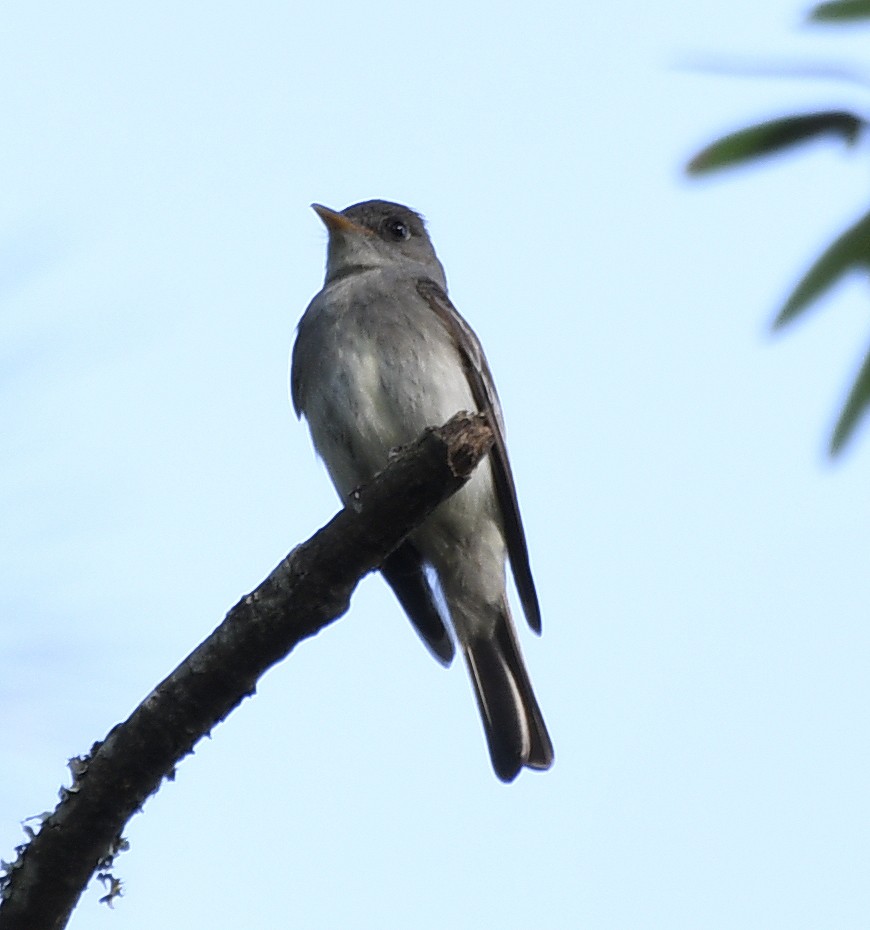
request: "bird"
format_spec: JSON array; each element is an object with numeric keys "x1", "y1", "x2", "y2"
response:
[{"x1": 291, "y1": 199, "x2": 553, "y2": 782}]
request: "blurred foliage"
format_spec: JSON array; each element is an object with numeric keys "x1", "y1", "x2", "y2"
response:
[
  {"x1": 811, "y1": 0, "x2": 870, "y2": 22},
  {"x1": 688, "y1": 0, "x2": 870, "y2": 454},
  {"x1": 687, "y1": 112, "x2": 862, "y2": 174}
]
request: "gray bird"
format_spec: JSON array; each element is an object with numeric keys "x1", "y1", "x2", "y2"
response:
[{"x1": 291, "y1": 199, "x2": 553, "y2": 781}]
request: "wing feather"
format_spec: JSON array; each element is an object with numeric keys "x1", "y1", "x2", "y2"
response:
[
  {"x1": 416, "y1": 279, "x2": 542, "y2": 634},
  {"x1": 382, "y1": 542, "x2": 455, "y2": 665}
]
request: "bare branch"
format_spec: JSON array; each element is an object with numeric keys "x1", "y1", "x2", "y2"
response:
[{"x1": 0, "y1": 412, "x2": 493, "y2": 930}]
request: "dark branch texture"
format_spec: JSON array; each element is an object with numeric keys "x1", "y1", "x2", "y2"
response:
[{"x1": 0, "y1": 412, "x2": 494, "y2": 930}]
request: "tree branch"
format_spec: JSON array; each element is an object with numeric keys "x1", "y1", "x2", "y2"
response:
[{"x1": 0, "y1": 412, "x2": 494, "y2": 930}]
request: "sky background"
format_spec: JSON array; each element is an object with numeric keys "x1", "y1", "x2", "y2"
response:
[{"x1": 3, "y1": 2, "x2": 870, "y2": 928}]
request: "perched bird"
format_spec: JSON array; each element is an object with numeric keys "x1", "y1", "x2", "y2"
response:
[{"x1": 291, "y1": 200, "x2": 553, "y2": 781}]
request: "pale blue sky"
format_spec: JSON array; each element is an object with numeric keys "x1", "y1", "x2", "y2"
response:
[{"x1": 3, "y1": 2, "x2": 870, "y2": 928}]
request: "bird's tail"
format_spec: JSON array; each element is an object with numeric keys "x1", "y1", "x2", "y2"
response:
[{"x1": 463, "y1": 605, "x2": 553, "y2": 782}]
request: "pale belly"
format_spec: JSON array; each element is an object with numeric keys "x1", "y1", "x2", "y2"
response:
[{"x1": 305, "y1": 331, "x2": 505, "y2": 588}]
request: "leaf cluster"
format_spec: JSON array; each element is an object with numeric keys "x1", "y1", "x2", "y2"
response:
[{"x1": 688, "y1": 0, "x2": 870, "y2": 453}]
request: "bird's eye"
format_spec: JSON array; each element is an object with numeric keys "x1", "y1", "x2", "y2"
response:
[{"x1": 383, "y1": 217, "x2": 411, "y2": 241}]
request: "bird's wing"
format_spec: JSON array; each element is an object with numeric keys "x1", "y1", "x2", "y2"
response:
[
  {"x1": 382, "y1": 541, "x2": 455, "y2": 665},
  {"x1": 416, "y1": 278, "x2": 542, "y2": 634}
]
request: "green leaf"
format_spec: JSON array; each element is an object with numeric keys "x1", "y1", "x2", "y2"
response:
[
  {"x1": 775, "y1": 210, "x2": 870, "y2": 328},
  {"x1": 831, "y1": 341, "x2": 870, "y2": 454},
  {"x1": 686, "y1": 111, "x2": 864, "y2": 175},
  {"x1": 810, "y1": 0, "x2": 870, "y2": 22}
]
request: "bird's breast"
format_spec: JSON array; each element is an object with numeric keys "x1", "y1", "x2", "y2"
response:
[{"x1": 305, "y1": 291, "x2": 478, "y2": 492}]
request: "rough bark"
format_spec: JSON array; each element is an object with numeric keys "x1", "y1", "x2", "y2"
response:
[{"x1": 0, "y1": 412, "x2": 493, "y2": 930}]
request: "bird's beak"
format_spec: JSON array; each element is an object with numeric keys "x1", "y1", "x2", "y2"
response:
[{"x1": 311, "y1": 204, "x2": 372, "y2": 236}]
